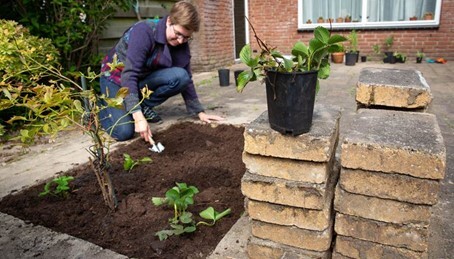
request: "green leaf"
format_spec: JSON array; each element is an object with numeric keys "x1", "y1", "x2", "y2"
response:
[
  {"x1": 116, "y1": 87, "x2": 129, "y2": 99},
  {"x1": 291, "y1": 41, "x2": 309, "y2": 57},
  {"x1": 313, "y1": 26, "x2": 330, "y2": 44},
  {"x1": 180, "y1": 211, "x2": 194, "y2": 224},
  {"x1": 328, "y1": 34, "x2": 348, "y2": 45},
  {"x1": 184, "y1": 226, "x2": 196, "y2": 233},
  {"x1": 199, "y1": 207, "x2": 215, "y2": 220},
  {"x1": 239, "y1": 44, "x2": 258, "y2": 67},
  {"x1": 123, "y1": 153, "x2": 134, "y2": 171},
  {"x1": 236, "y1": 70, "x2": 254, "y2": 93},
  {"x1": 151, "y1": 197, "x2": 166, "y2": 206}
]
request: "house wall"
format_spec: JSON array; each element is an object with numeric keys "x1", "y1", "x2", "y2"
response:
[
  {"x1": 191, "y1": 0, "x2": 235, "y2": 71},
  {"x1": 247, "y1": 0, "x2": 454, "y2": 61}
]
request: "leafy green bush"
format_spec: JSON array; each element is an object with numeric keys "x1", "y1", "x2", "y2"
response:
[
  {"x1": 0, "y1": 20, "x2": 60, "y2": 85},
  {"x1": 0, "y1": 19, "x2": 61, "y2": 136},
  {"x1": 11, "y1": 0, "x2": 131, "y2": 72}
]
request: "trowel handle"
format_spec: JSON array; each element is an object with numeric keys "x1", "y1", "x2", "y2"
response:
[{"x1": 148, "y1": 135, "x2": 156, "y2": 145}]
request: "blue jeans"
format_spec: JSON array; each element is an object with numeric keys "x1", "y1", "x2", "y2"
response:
[{"x1": 99, "y1": 67, "x2": 191, "y2": 141}]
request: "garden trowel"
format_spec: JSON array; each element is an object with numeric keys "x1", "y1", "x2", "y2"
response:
[{"x1": 148, "y1": 136, "x2": 165, "y2": 153}]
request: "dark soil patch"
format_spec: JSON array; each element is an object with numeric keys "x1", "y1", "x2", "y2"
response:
[{"x1": 0, "y1": 122, "x2": 246, "y2": 259}]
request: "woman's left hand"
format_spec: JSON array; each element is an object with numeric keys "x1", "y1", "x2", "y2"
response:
[{"x1": 198, "y1": 112, "x2": 225, "y2": 123}]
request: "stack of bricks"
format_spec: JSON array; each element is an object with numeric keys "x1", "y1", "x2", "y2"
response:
[
  {"x1": 333, "y1": 109, "x2": 446, "y2": 258},
  {"x1": 241, "y1": 105, "x2": 341, "y2": 258}
]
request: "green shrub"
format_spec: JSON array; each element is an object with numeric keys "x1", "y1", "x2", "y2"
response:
[
  {"x1": 12, "y1": 0, "x2": 131, "y2": 72},
  {"x1": 0, "y1": 20, "x2": 60, "y2": 85},
  {"x1": 0, "y1": 19, "x2": 61, "y2": 137}
]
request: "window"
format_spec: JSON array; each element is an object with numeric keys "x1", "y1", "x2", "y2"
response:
[{"x1": 298, "y1": 0, "x2": 442, "y2": 30}]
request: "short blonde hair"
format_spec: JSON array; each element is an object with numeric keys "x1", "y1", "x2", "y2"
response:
[{"x1": 169, "y1": 1, "x2": 200, "y2": 32}]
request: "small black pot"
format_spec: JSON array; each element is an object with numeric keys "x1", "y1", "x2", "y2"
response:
[
  {"x1": 345, "y1": 52, "x2": 357, "y2": 66},
  {"x1": 218, "y1": 69, "x2": 230, "y2": 86},
  {"x1": 361, "y1": 56, "x2": 367, "y2": 62},
  {"x1": 383, "y1": 52, "x2": 396, "y2": 64},
  {"x1": 416, "y1": 57, "x2": 423, "y2": 63}
]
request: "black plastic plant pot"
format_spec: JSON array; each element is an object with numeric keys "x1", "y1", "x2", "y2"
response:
[
  {"x1": 416, "y1": 57, "x2": 423, "y2": 63},
  {"x1": 345, "y1": 52, "x2": 357, "y2": 66},
  {"x1": 218, "y1": 69, "x2": 230, "y2": 86},
  {"x1": 361, "y1": 56, "x2": 367, "y2": 62},
  {"x1": 383, "y1": 52, "x2": 396, "y2": 63},
  {"x1": 265, "y1": 70, "x2": 318, "y2": 136}
]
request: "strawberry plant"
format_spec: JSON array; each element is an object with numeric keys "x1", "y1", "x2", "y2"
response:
[
  {"x1": 39, "y1": 175, "x2": 74, "y2": 198},
  {"x1": 152, "y1": 182, "x2": 231, "y2": 241},
  {"x1": 123, "y1": 153, "x2": 152, "y2": 172}
]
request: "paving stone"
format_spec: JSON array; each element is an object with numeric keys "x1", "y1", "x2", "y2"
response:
[
  {"x1": 251, "y1": 220, "x2": 333, "y2": 252},
  {"x1": 334, "y1": 186, "x2": 431, "y2": 226},
  {"x1": 247, "y1": 237, "x2": 331, "y2": 259},
  {"x1": 339, "y1": 168, "x2": 441, "y2": 205},
  {"x1": 334, "y1": 213, "x2": 428, "y2": 252},
  {"x1": 243, "y1": 152, "x2": 333, "y2": 184},
  {"x1": 356, "y1": 67, "x2": 432, "y2": 109},
  {"x1": 341, "y1": 109, "x2": 446, "y2": 179},
  {"x1": 334, "y1": 235, "x2": 428, "y2": 259},
  {"x1": 246, "y1": 196, "x2": 332, "y2": 232},
  {"x1": 241, "y1": 167, "x2": 338, "y2": 210},
  {"x1": 243, "y1": 105, "x2": 340, "y2": 162}
]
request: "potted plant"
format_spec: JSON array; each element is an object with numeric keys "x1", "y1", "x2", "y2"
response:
[
  {"x1": 331, "y1": 44, "x2": 345, "y2": 64},
  {"x1": 306, "y1": 19, "x2": 312, "y2": 24},
  {"x1": 424, "y1": 12, "x2": 433, "y2": 20},
  {"x1": 345, "y1": 15, "x2": 352, "y2": 22},
  {"x1": 317, "y1": 16, "x2": 325, "y2": 23},
  {"x1": 409, "y1": 15, "x2": 418, "y2": 21},
  {"x1": 345, "y1": 30, "x2": 359, "y2": 66},
  {"x1": 383, "y1": 35, "x2": 396, "y2": 63},
  {"x1": 336, "y1": 17, "x2": 344, "y2": 23},
  {"x1": 393, "y1": 52, "x2": 407, "y2": 63},
  {"x1": 237, "y1": 21, "x2": 347, "y2": 135},
  {"x1": 416, "y1": 50, "x2": 425, "y2": 63}
]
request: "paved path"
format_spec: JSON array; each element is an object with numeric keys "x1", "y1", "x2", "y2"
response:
[{"x1": 0, "y1": 61, "x2": 452, "y2": 258}]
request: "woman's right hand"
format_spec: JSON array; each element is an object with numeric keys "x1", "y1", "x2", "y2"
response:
[{"x1": 132, "y1": 111, "x2": 153, "y2": 143}]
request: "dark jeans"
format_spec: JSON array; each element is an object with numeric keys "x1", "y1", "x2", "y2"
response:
[{"x1": 99, "y1": 67, "x2": 190, "y2": 141}]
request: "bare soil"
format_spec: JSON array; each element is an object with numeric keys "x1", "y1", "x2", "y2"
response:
[{"x1": 0, "y1": 122, "x2": 246, "y2": 259}]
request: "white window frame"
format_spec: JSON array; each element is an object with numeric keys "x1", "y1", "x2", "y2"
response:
[{"x1": 297, "y1": 0, "x2": 442, "y2": 30}]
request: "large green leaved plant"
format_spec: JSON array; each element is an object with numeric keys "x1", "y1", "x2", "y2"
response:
[{"x1": 237, "y1": 19, "x2": 347, "y2": 93}]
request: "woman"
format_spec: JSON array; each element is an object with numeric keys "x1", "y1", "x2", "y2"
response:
[{"x1": 99, "y1": 1, "x2": 223, "y2": 143}]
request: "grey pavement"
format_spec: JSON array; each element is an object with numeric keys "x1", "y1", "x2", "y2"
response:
[{"x1": 0, "y1": 61, "x2": 453, "y2": 258}]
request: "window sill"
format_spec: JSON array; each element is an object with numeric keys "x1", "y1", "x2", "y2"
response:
[{"x1": 298, "y1": 20, "x2": 440, "y2": 31}]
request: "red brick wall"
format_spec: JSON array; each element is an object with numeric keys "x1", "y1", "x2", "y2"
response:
[
  {"x1": 247, "y1": 0, "x2": 454, "y2": 61},
  {"x1": 191, "y1": 0, "x2": 235, "y2": 72}
]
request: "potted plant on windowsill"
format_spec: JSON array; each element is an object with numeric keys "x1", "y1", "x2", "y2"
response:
[
  {"x1": 237, "y1": 20, "x2": 347, "y2": 135},
  {"x1": 424, "y1": 12, "x2": 433, "y2": 20},
  {"x1": 345, "y1": 30, "x2": 359, "y2": 66},
  {"x1": 345, "y1": 15, "x2": 352, "y2": 22},
  {"x1": 317, "y1": 16, "x2": 325, "y2": 23}
]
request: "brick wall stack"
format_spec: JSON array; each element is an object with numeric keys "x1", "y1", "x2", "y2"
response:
[
  {"x1": 241, "y1": 105, "x2": 341, "y2": 258},
  {"x1": 333, "y1": 109, "x2": 446, "y2": 258}
]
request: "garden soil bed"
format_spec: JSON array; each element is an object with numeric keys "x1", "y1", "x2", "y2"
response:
[{"x1": 0, "y1": 122, "x2": 246, "y2": 259}]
